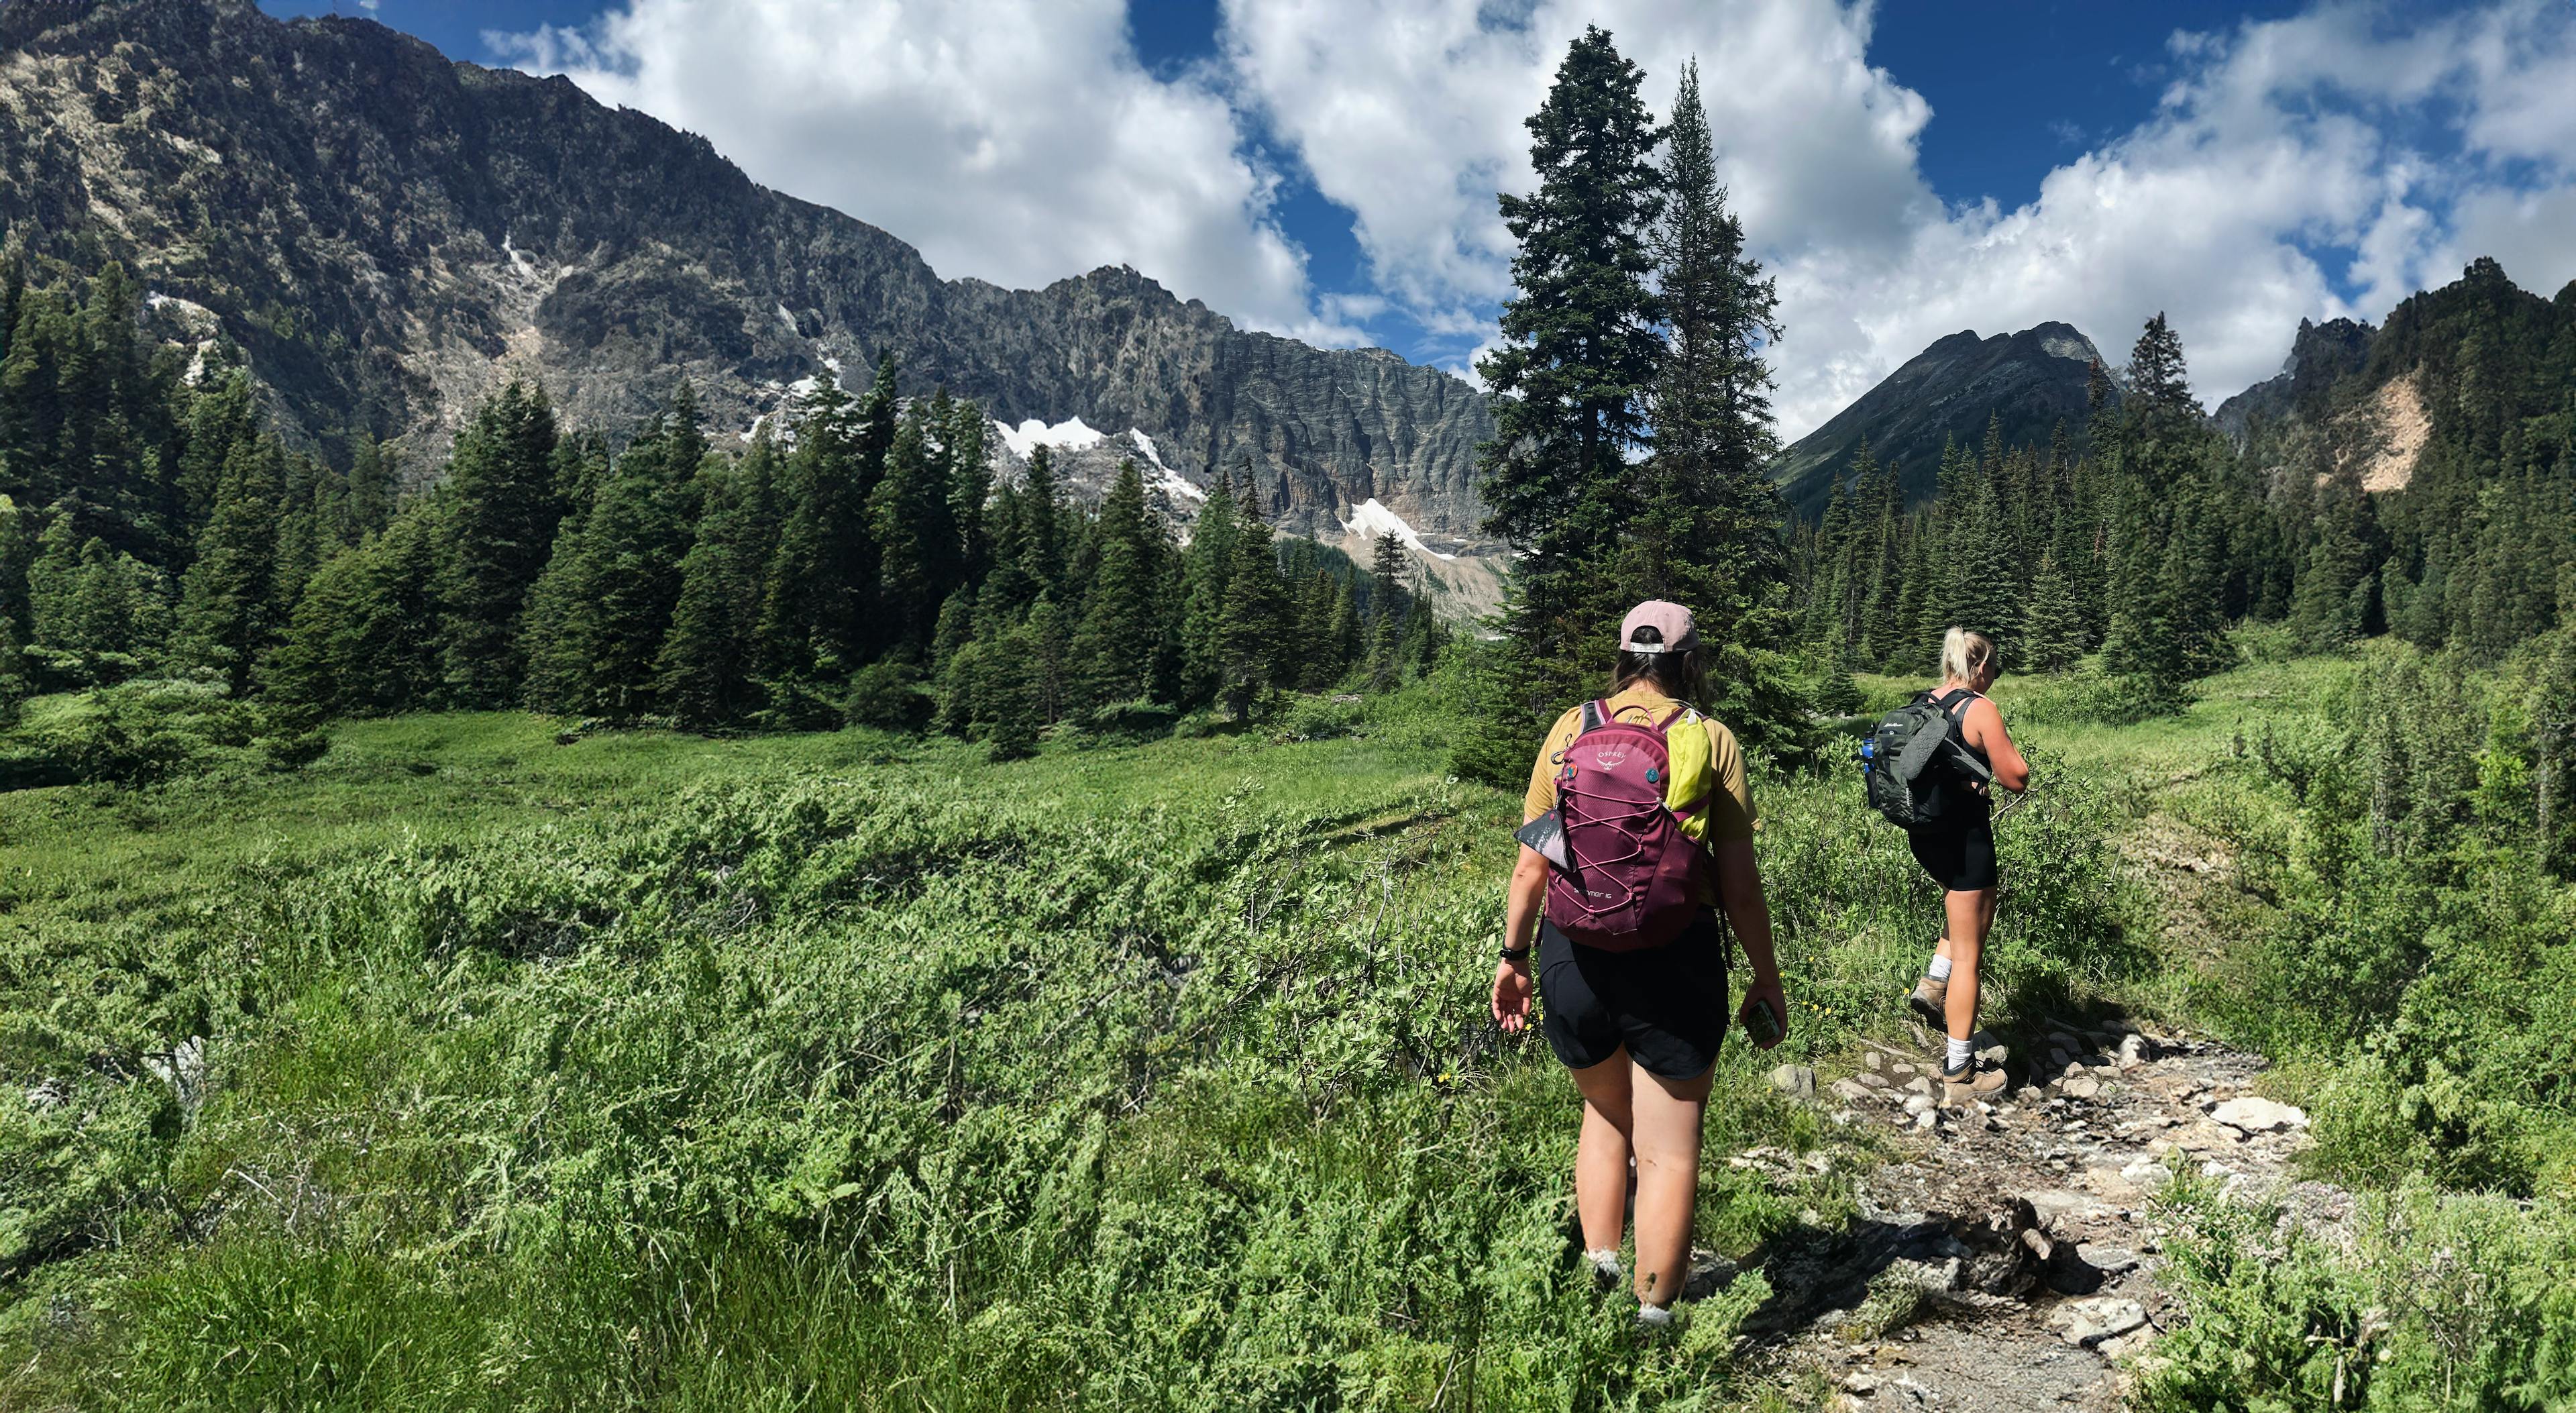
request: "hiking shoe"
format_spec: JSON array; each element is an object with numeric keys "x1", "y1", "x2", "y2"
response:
[
  {"x1": 1907, "y1": 975, "x2": 1947, "y2": 1031},
  {"x1": 1941, "y1": 1059, "x2": 2008, "y2": 1105},
  {"x1": 1585, "y1": 1249, "x2": 1622, "y2": 1291}
]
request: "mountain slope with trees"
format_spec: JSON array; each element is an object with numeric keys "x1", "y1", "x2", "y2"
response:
[{"x1": 0, "y1": 0, "x2": 1495, "y2": 545}]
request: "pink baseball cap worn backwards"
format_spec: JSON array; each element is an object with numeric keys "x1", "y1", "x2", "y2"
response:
[{"x1": 1619, "y1": 600, "x2": 1698, "y2": 654}]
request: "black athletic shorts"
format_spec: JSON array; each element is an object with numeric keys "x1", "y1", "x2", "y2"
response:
[
  {"x1": 1536, "y1": 911, "x2": 1729, "y2": 1080},
  {"x1": 1907, "y1": 819, "x2": 1998, "y2": 891}
]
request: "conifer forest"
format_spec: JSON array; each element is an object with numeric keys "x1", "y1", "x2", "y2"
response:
[{"x1": 4, "y1": 7, "x2": 2575, "y2": 1412}]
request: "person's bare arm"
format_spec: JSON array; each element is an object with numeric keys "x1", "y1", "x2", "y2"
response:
[
  {"x1": 1968, "y1": 698, "x2": 2030, "y2": 793},
  {"x1": 1712, "y1": 837, "x2": 1787, "y2": 1049},
  {"x1": 1491, "y1": 845, "x2": 1549, "y2": 1031}
]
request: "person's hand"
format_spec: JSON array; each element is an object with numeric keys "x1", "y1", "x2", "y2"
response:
[
  {"x1": 1739, "y1": 974, "x2": 1788, "y2": 1050},
  {"x1": 1491, "y1": 960, "x2": 1536, "y2": 1033}
]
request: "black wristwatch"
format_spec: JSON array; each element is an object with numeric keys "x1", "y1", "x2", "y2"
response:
[{"x1": 1499, "y1": 943, "x2": 1532, "y2": 964}]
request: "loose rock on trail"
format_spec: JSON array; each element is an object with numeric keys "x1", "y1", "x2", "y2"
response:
[{"x1": 1713, "y1": 1019, "x2": 2332, "y2": 1410}]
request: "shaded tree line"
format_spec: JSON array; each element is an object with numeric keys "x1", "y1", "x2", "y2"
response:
[
  {"x1": 0, "y1": 246, "x2": 1444, "y2": 753},
  {"x1": 1794, "y1": 264, "x2": 2575, "y2": 700}
]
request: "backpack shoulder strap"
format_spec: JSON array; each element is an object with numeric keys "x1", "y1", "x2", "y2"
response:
[{"x1": 1578, "y1": 699, "x2": 1607, "y2": 735}]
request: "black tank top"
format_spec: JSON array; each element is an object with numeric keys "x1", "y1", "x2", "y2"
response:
[{"x1": 1929, "y1": 688, "x2": 1992, "y2": 825}]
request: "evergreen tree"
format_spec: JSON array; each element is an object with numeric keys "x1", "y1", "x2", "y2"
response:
[
  {"x1": 1177, "y1": 470, "x2": 1240, "y2": 704},
  {"x1": 1018, "y1": 444, "x2": 1065, "y2": 598},
  {"x1": 176, "y1": 433, "x2": 287, "y2": 694},
  {"x1": 521, "y1": 392, "x2": 702, "y2": 717},
  {"x1": 930, "y1": 588, "x2": 978, "y2": 736},
  {"x1": 753, "y1": 371, "x2": 877, "y2": 725},
  {"x1": 657, "y1": 428, "x2": 782, "y2": 728},
  {"x1": 1071, "y1": 458, "x2": 1165, "y2": 709},
  {"x1": 1466, "y1": 26, "x2": 1665, "y2": 777},
  {"x1": 265, "y1": 504, "x2": 447, "y2": 717},
  {"x1": 1216, "y1": 492, "x2": 1291, "y2": 719},
  {"x1": 437, "y1": 381, "x2": 563, "y2": 706},
  {"x1": 871, "y1": 401, "x2": 959, "y2": 651},
  {"x1": 2021, "y1": 546, "x2": 2086, "y2": 672}
]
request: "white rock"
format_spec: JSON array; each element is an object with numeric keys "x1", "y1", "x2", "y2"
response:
[
  {"x1": 2121, "y1": 1159, "x2": 2174, "y2": 1190},
  {"x1": 2210, "y1": 1096, "x2": 2308, "y2": 1133},
  {"x1": 1914, "y1": 1108, "x2": 1939, "y2": 1131},
  {"x1": 1904, "y1": 1094, "x2": 1936, "y2": 1116},
  {"x1": 1772, "y1": 1063, "x2": 1819, "y2": 1099},
  {"x1": 2052, "y1": 1296, "x2": 2148, "y2": 1349}
]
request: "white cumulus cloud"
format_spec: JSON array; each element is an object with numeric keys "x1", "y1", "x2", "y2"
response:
[
  {"x1": 1222, "y1": 0, "x2": 2576, "y2": 434},
  {"x1": 488, "y1": 0, "x2": 1361, "y2": 346}
]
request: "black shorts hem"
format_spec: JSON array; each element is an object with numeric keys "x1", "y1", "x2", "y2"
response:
[
  {"x1": 1907, "y1": 821, "x2": 1998, "y2": 892},
  {"x1": 1536, "y1": 913, "x2": 1730, "y2": 1080}
]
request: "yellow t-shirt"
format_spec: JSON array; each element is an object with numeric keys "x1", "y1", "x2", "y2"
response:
[{"x1": 1521, "y1": 686, "x2": 1758, "y2": 844}]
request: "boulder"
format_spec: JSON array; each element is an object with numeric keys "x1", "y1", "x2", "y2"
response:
[
  {"x1": 1770, "y1": 1063, "x2": 1819, "y2": 1099},
  {"x1": 2050, "y1": 1296, "x2": 2147, "y2": 1349},
  {"x1": 2210, "y1": 1096, "x2": 2308, "y2": 1133}
]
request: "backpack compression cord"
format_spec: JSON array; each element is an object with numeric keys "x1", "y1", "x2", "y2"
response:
[{"x1": 1541, "y1": 702, "x2": 1713, "y2": 953}]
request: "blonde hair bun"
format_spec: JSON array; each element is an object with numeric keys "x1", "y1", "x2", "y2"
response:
[{"x1": 1940, "y1": 627, "x2": 1998, "y2": 683}]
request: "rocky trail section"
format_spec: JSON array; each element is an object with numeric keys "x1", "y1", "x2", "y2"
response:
[{"x1": 1717, "y1": 1021, "x2": 2328, "y2": 1410}]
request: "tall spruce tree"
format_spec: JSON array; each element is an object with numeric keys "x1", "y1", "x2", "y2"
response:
[
  {"x1": 176, "y1": 433, "x2": 284, "y2": 693},
  {"x1": 1071, "y1": 458, "x2": 1165, "y2": 709},
  {"x1": 1216, "y1": 491, "x2": 1290, "y2": 719},
  {"x1": 1463, "y1": 26, "x2": 1665, "y2": 781},
  {"x1": 521, "y1": 390, "x2": 703, "y2": 717},
  {"x1": 657, "y1": 427, "x2": 782, "y2": 727},
  {"x1": 871, "y1": 401, "x2": 959, "y2": 653},
  {"x1": 753, "y1": 372, "x2": 877, "y2": 725},
  {"x1": 437, "y1": 380, "x2": 562, "y2": 706}
]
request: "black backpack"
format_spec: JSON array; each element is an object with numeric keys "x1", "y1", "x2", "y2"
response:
[{"x1": 1860, "y1": 690, "x2": 1994, "y2": 828}]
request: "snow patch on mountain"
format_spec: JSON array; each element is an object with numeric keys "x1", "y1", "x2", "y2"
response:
[
  {"x1": 1128, "y1": 429, "x2": 1206, "y2": 502},
  {"x1": 995, "y1": 416, "x2": 1108, "y2": 459},
  {"x1": 1341, "y1": 498, "x2": 1456, "y2": 560}
]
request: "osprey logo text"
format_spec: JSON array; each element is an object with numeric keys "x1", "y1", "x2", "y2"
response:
[{"x1": 1587, "y1": 742, "x2": 1635, "y2": 770}]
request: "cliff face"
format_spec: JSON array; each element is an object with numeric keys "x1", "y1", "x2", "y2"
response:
[
  {"x1": 1772, "y1": 321, "x2": 2112, "y2": 514},
  {"x1": 2211, "y1": 317, "x2": 2377, "y2": 446},
  {"x1": 0, "y1": 0, "x2": 1497, "y2": 543}
]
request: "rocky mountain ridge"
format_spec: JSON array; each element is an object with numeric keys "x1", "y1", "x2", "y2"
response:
[
  {"x1": 0, "y1": 0, "x2": 1498, "y2": 547},
  {"x1": 1772, "y1": 321, "x2": 2114, "y2": 515}
]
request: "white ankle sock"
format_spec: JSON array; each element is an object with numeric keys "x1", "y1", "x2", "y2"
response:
[
  {"x1": 1945, "y1": 1037, "x2": 1974, "y2": 1071},
  {"x1": 1927, "y1": 955, "x2": 1953, "y2": 981}
]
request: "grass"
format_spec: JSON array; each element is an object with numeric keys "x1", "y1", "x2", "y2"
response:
[{"x1": 13, "y1": 638, "x2": 2553, "y2": 1410}]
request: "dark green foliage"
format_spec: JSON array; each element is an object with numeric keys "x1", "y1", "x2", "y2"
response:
[
  {"x1": 753, "y1": 372, "x2": 879, "y2": 725},
  {"x1": 521, "y1": 388, "x2": 706, "y2": 718},
  {"x1": 262, "y1": 503, "x2": 447, "y2": 717},
  {"x1": 657, "y1": 429, "x2": 782, "y2": 729},
  {"x1": 1468, "y1": 27, "x2": 1667, "y2": 770},
  {"x1": 175, "y1": 434, "x2": 286, "y2": 694},
  {"x1": 869, "y1": 399, "x2": 958, "y2": 652},
  {"x1": 1070, "y1": 459, "x2": 1167, "y2": 709},
  {"x1": 1216, "y1": 494, "x2": 1291, "y2": 719},
  {"x1": 436, "y1": 381, "x2": 564, "y2": 707}
]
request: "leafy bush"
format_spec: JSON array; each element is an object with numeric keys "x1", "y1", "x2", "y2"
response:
[
  {"x1": 1073, "y1": 696, "x2": 1179, "y2": 744},
  {"x1": 2137, "y1": 1175, "x2": 2576, "y2": 1412},
  {"x1": 0, "y1": 679, "x2": 321, "y2": 788},
  {"x1": 2006, "y1": 667, "x2": 2182, "y2": 727},
  {"x1": 843, "y1": 659, "x2": 931, "y2": 733}
]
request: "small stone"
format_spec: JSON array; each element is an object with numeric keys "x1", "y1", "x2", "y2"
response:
[
  {"x1": 1887, "y1": 1061, "x2": 1921, "y2": 1081},
  {"x1": 1914, "y1": 1108, "x2": 1939, "y2": 1131},
  {"x1": 1976, "y1": 1043, "x2": 2009, "y2": 1065},
  {"x1": 2210, "y1": 1096, "x2": 2307, "y2": 1133},
  {"x1": 2023, "y1": 1189, "x2": 2099, "y2": 1226},
  {"x1": 2051, "y1": 1296, "x2": 2148, "y2": 1348},
  {"x1": 2119, "y1": 1159, "x2": 2174, "y2": 1191},
  {"x1": 1907, "y1": 1076, "x2": 1935, "y2": 1098},
  {"x1": 1857, "y1": 1070, "x2": 1890, "y2": 1089},
  {"x1": 2063, "y1": 1077, "x2": 2102, "y2": 1100},
  {"x1": 1842, "y1": 1371, "x2": 1880, "y2": 1395},
  {"x1": 2117, "y1": 1034, "x2": 2152, "y2": 1068},
  {"x1": 1772, "y1": 1063, "x2": 1819, "y2": 1099},
  {"x1": 2047, "y1": 1031, "x2": 2086, "y2": 1054},
  {"x1": 2077, "y1": 1243, "x2": 2141, "y2": 1275},
  {"x1": 1904, "y1": 1094, "x2": 1936, "y2": 1116},
  {"x1": 1831, "y1": 1078, "x2": 1875, "y2": 1104}
]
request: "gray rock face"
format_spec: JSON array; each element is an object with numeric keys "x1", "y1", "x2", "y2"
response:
[
  {"x1": 0, "y1": 0, "x2": 1497, "y2": 545},
  {"x1": 2211, "y1": 316, "x2": 2376, "y2": 446},
  {"x1": 1772, "y1": 321, "x2": 2114, "y2": 515}
]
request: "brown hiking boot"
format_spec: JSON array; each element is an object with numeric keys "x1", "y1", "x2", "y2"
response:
[
  {"x1": 1941, "y1": 1060, "x2": 2009, "y2": 1106},
  {"x1": 1907, "y1": 975, "x2": 1947, "y2": 1031}
]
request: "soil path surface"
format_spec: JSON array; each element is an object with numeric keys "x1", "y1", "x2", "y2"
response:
[{"x1": 1720, "y1": 1019, "x2": 2335, "y2": 1411}]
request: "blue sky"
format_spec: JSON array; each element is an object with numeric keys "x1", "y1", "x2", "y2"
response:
[{"x1": 260, "y1": 1, "x2": 2576, "y2": 433}]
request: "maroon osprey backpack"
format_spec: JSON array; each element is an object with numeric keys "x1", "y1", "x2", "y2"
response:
[{"x1": 1541, "y1": 700, "x2": 1715, "y2": 952}]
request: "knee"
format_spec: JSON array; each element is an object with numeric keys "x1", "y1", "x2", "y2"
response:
[{"x1": 1583, "y1": 1098, "x2": 1635, "y2": 1134}]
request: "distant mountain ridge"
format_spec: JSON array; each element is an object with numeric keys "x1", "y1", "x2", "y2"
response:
[
  {"x1": 0, "y1": 0, "x2": 1497, "y2": 547},
  {"x1": 1772, "y1": 321, "x2": 2113, "y2": 514}
]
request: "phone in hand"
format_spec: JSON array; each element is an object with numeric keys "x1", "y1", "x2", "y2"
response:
[{"x1": 1742, "y1": 995, "x2": 1782, "y2": 1047}]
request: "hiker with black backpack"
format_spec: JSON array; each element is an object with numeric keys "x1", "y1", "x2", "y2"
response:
[
  {"x1": 1488, "y1": 600, "x2": 1787, "y2": 1333},
  {"x1": 1865, "y1": 628, "x2": 2029, "y2": 1103}
]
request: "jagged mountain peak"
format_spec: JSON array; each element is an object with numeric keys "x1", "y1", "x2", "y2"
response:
[
  {"x1": 0, "y1": 0, "x2": 1498, "y2": 552},
  {"x1": 1773, "y1": 321, "x2": 2112, "y2": 513}
]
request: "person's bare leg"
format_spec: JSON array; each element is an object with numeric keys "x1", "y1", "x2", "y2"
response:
[
  {"x1": 1567, "y1": 1051, "x2": 1635, "y2": 1259},
  {"x1": 1943, "y1": 887, "x2": 1993, "y2": 1042},
  {"x1": 1627, "y1": 1059, "x2": 1714, "y2": 1308}
]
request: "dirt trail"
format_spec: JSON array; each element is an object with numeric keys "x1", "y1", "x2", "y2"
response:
[{"x1": 1716, "y1": 1020, "x2": 2336, "y2": 1411}]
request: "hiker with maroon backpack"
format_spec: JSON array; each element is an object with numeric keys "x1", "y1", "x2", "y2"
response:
[{"x1": 1489, "y1": 600, "x2": 1787, "y2": 1332}]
